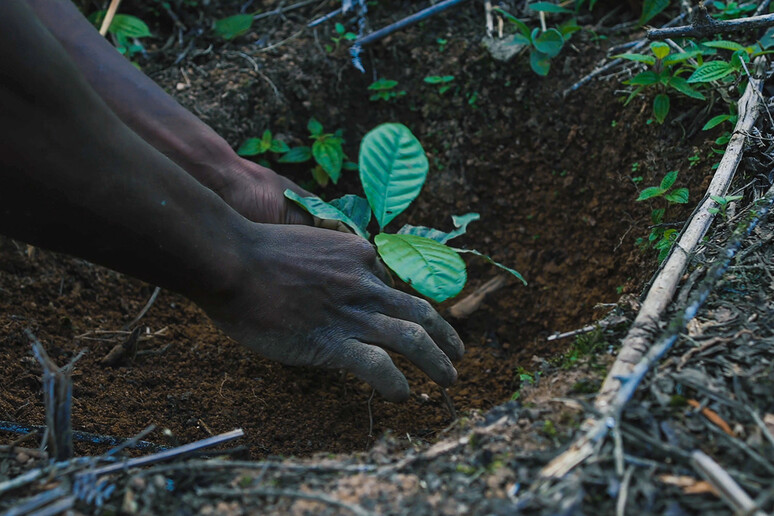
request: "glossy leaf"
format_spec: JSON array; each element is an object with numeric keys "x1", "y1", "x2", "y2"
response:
[
  {"x1": 653, "y1": 93, "x2": 670, "y2": 124},
  {"x1": 269, "y1": 139, "x2": 290, "y2": 153},
  {"x1": 625, "y1": 71, "x2": 660, "y2": 86},
  {"x1": 702, "y1": 114, "x2": 731, "y2": 130},
  {"x1": 664, "y1": 187, "x2": 689, "y2": 204},
  {"x1": 452, "y1": 248, "x2": 526, "y2": 286},
  {"x1": 702, "y1": 40, "x2": 745, "y2": 52},
  {"x1": 237, "y1": 138, "x2": 267, "y2": 156},
  {"x1": 687, "y1": 61, "x2": 735, "y2": 83},
  {"x1": 308, "y1": 118, "x2": 324, "y2": 137},
  {"x1": 530, "y1": 49, "x2": 551, "y2": 76},
  {"x1": 533, "y1": 28, "x2": 564, "y2": 58},
  {"x1": 284, "y1": 190, "x2": 369, "y2": 239},
  {"x1": 660, "y1": 170, "x2": 678, "y2": 191},
  {"x1": 613, "y1": 53, "x2": 657, "y2": 65},
  {"x1": 375, "y1": 234, "x2": 466, "y2": 302},
  {"x1": 213, "y1": 14, "x2": 253, "y2": 40},
  {"x1": 528, "y1": 2, "x2": 573, "y2": 13},
  {"x1": 639, "y1": 0, "x2": 669, "y2": 26},
  {"x1": 668, "y1": 76, "x2": 706, "y2": 100},
  {"x1": 329, "y1": 195, "x2": 371, "y2": 235},
  {"x1": 313, "y1": 137, "x2": 344, "y2": 184},
  {"x1": 637, "y1": 186, "x2": 664, "y2": 201},
  {"x1": 650, "y1": 41, "x2": 670, "y2": 59},
  {"x1": 278, "y1": 146, "x2": 312, "y2": 163},
  {"x1": 359, "y1": 123, "x2": 429, "y2": 229},
  {"x1": 398, "y1": 213, "x2": 480, "y2": 244}
]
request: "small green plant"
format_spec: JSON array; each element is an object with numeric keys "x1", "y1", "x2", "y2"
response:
[
  {"x1": 284, "y1": 123, "x2": 526, "y2": 302},
  {"x1": 326, "y1": 22, "x2": 357, "y2": 52},
  {"x1": 708, "y1": 194, "x2": 743, "y2": 218},
  {"x1": 213, "y1": 13, "x2": 254, "y2": 40},
  {"x1": 710, "y1": 1, "x2": 756, "y2": 20},
  {"x1": 423, "y1": 75, "x2": 455, "y2": 95},
  {"x1": 636, "y1": 171, "x2": 689, "y2": 262},
  {"x1": 615, "y1": 41, "x2": 705, "y2": 124},
  {"x1": 494, "y1": 4, "x2": 580, "y2": 76},
  {"x1": 88, "y1": 11, "x2": 152, "y2": 58},
  {"x1": 237, "y1": 130, "x2": 289, "y2": 167},
  {"x1": 367, "y1": 79, "x2": 406, "y2": 102},
  {"x1": 436, "y1": 38, "x2": 448, "y2": 52},
  {"x1": 510, "y1": 367, "x2": 538, "y2": 400},
  {"x1": 278, "y1": 119, "x2": 356, "y2": 187}
]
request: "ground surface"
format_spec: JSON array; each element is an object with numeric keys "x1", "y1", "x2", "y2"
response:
[{"x1": 4, "y1": 0, "x2": 769, "y2": 514}]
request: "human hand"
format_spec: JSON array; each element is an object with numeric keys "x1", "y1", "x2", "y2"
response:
[
  {"x1": 200, "y1": 224, "x2": 465, "y2": 402},
  {"x1": 215, "y1": 158, "x2": 313, "y2": 225}
]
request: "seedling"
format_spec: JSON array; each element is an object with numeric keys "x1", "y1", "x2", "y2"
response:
[
  {"x1": 284, "y1": 123, "x2": 526, "y2": 302},
  {"x1": 88, "y1": 11, "x2": 152, "y2": 58},
  {"x1": 710, "y1": 1, "x2": 756, "y2": 20},
  {"x1": 278, "y1": 119, "x2": 357, "y2": 187},
  {"x1": 326, "y1": 22, "x2": 357, "y2": 52},
  {"x1": 636, "y1": 171, "x2": 689, "y2": 262},
  {"x1": 615, "y1": 41, "x2": 705, "y2": 124},
  {"x1": 423, "y1": 75, "x2": 455, "y2": 95},
  {"x1": 436, "y1": 38, "x2": 448, "y2": 52},
  {"x1": 237, "y1": 130, "x2": 289, "y2": 167},
  {"x1": 368, "y1": 79, "x2": 406, "y2": 102},
  {"x1": 494, "y1": 4, "x2": 579, "y2": 76},
  {"x1": 708, "y1": 194, "x2": 743, "y2": 218}
]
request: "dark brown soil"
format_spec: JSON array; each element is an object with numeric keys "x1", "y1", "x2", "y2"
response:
[{"x1": 0, "y1": 1, "x2": 718, "y2": 459}]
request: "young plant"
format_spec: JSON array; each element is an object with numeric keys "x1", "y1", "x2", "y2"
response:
[
  {"x1": 686, "y1": 39, "x2": 765, "y2": 86},
  {"x1": 494, "y1": 4, "x2": 579, "y2": 76},
  {"x1": 708, "y1": 194, "x2": 743, "y2": 218},
  {"x1": 326, "y1": 22, "x2": 357, "y2": 52},
  {"x1": 615, "y1": 41, "x2": 705, "y2": 124},
  {"x1": 88, "y1": 11, "x2": 152, "y2": 58},
  {"x1": 423, "y1": 75, "x2": 455, "y2": 95},
  {"x1": 278, "y1": 119, "x2": 356, "y2": 187},
  {"x1": 636, "y1": 171, "x2": 689, "y2": 262},
  {"x1": 710, "y1": 1, "x2": 756, "y2": 20},
  {"x1": 237, "y1": 130, "x2": 289, "y2": 167},
  {"x1": 283, "y1": 123, "x2": 526, "y2": 303},
  {"x1": 213, "y1": 13, "x2": 254, "y2": 40},
  {"x1": 368, "y1": 79, "x2": 406, "y2": 102}
]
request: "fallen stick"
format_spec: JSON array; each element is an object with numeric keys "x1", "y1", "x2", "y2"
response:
[
  {"x1": 649, "y1": 4, "x2": 774, "y2": 40},
  {"x1": 98, "y1": 0, "x2": 122, "y2": 37},
  {"x1": 692, "y1": 450, "x2": 767, "y2": 516},
  {"x1": 0, "y1": 421, "x2": 166, "y2": 452},
  {"x1": 448, "y1": 275, "x2": 506, "y2": 318},
  {"x1": 538, "y1": 59, "x2": 766, "y2": 481}
]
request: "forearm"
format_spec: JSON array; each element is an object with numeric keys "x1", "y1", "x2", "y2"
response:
[
  {"x1": 0, "y1": 1, "x2": 251, "y2": 301},
  {"x1": 26, "y1": 0, "x2": 238, "y2": 194}
]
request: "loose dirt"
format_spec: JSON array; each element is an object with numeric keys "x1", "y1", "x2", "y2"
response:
[{"x1": 0, "y1": 0, "x2": 719, "y2": 459}]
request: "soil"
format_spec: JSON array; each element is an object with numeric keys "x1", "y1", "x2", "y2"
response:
[{"x1": 0, "y1": 0, "x2": 719, "y2": 460}]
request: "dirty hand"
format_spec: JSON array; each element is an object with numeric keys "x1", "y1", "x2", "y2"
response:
[
  {"x1": 215, "y1": 158, "x2": 313, "y2": 225},
  {"x1": 201, "y1": 224, "x2": 465, "y2": 402}
]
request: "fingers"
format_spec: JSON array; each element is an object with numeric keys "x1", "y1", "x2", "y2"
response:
[
  {"x1": 327, "y1": 340, "x2": 410, "y2": 402},
  {"x1": 360, "y1": 315, "x2": 457, "y2": 387},
  {"x1": 377, "y1": 288, "x2": 464, "y2": 362}
]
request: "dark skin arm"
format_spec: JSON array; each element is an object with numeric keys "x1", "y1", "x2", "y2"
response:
[
  {"x1": 26, "y1": 0, "x2": 310, "y2": 226},
  {"x1": 1, "y1": 0, "x2": 463, "y2": 402}
]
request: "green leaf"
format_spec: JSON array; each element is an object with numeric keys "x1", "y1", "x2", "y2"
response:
[
  {"x1": 452, "y1": 248, "x2": 527, "y2": 286},
  {"x1": 702, "y1": 40, "x2": 745, "y2": 52},
  {"x1": 278, "y1": 146, "x2": 312, "y2": 163},
  {"x1": 375, "y1": 234, "x2": 467, "y2": 302},
  {"x1": 343, "y1": 161, "x2": 359, "y2": 171},
  {"x1": 528, "y1": 2, "x2": 573, "y2": 13},
  {"x1": 653, "y1": 93, "x2": 670, "y2": 124},
  {"x1": 269, "y1": 139, "x2": 290, "y2": 153},
  {"x1": 668, "y1": 76, "x2": 706, "y2": 99},
  {"x1": 312, "y1": 137, "x2": 344, "y2": 184},
  {"x1": 663, "y1": 49, "x2": 704, "y2": 66},
  {"x1": 651, "y1": 208, "x2": 665, "y2": 224},
  {"x1": 613, "y1": 53, "x2": 657, "y2": 65},
  {"x1": 213, "y1": 14, "x2": 253, "y2": 40},
  {"x1": 664, "y1": 187, "x2": 689, "y2": 204},
  {"x1": 660, "y1": 170, "x2": 678, "y2": 190},
  {"x1": 702, "y1": 114, "x2": 731, "y2": 130},
  {"x1": 533, "y1": 28, "x2": 564, "y2": 58},
  {"x1": 559, "y1": 18, "x2": 581, "y2": 38},
  {"x1": 530, "y1": 49, "x2": 551, "y2": 76},
  {"x1": 512, "y1": 33, "x2": 532, "y2": 46},
  {"x1": 307, "y1": 118, "x2": 324, "y2": 137},
  {"x1": 687, "y1": 61, "x2": 735, "y2": 83},
  {"x1": 237, "y1": 138, "x2": 267, "y2": 157},
  {"x1": 261, "y1": 129, "x2": 273, "y2": 146},
  {"x1": 283, "y1": 190, "x2": 369, "y2": 239},
  {"x1": 637, "y1": 186, "x2": 665, "y2": 201},
  {"x1": 625, "y1": 70, "x2": 660, "y2": 86},
  {"x1": 398, "y1": 213, "x2": 481, "y2": 244},
  {"x1": 359, "y1": 123, "x2": 429, "y2": 230},
  {"x1": 650, "y1": 41, "x2": 670, "y2": 59},
  {"x1": 369, "y1": 79, "x2": 398, "y2": 90},
  {"x1": 639, "y1": 0, "x2": 669, "y2": 26},
  {"x1": 710, "y1": 194, "x2": 726, "y2": 205},
  {"x1": 329, "y1": 195, "x2": 371, "y2": 235},
  {"x1": 111, "y1": 14, "x2": 152, "y2": 38}
]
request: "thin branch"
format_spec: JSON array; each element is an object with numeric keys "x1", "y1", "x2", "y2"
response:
[
  {"x1": 98, "y1": 0, "x2": 122, "y2": 36},
  {"x1": 649, "y1": 5, "x2": 774, "y2": 40},
  {"x1": 692, "y1": 450, "x2": 767, "y2": 516}
]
